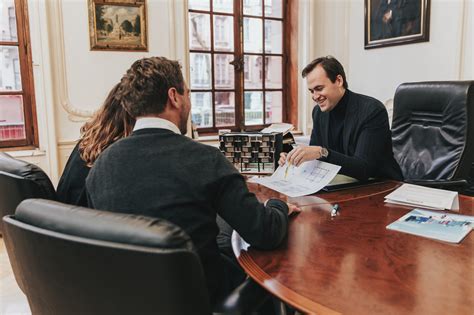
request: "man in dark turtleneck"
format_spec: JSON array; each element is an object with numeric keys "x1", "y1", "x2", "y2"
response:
[{"x1": 279, "y1": 56, "x2": 403, "y2": 181}]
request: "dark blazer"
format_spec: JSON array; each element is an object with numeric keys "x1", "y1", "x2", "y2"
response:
[
  {"x1": 56, "y1": 142, "x2": 90, "y2": 207},
  {"x1": 310, "y1": 90, "x2": 403, "y2": 181}
]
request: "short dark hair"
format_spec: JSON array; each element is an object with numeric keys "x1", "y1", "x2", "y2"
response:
[
  {"x1": 118, "y1": 57, "x2": 185, "y2": 118},
  {"x1": 301, "y1": 56, "x2": 348, "y2": 89}
]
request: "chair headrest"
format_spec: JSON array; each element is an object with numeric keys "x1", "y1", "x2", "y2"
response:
[
  {"x1": 15, "y1": 199, "x2": 196, "y2": 252},
  {"x1": 0, "y1": 152, "x2": 45, "y2": 179},
  {"x1": 0, "y1": 152, "x2": 56, "y2": 200},
  {"x1": 394, "y1": 81, "x2": 473, "y2": 114}
]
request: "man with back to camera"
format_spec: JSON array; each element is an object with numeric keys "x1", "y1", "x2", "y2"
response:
[
  {"x1": 86, "y1": 57, "x2": 300, "y2": 308},
  {"x1": 279, "y1": 56, "x2": 403, "y2": 181}
]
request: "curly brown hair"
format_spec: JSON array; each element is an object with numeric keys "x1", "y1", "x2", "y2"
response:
[
  {"x1": 79, "y1": 83, "x2": 135, "y2": 167},
  {"x1": 117, "y1": 57, "x2": 185, "y2": 118}
]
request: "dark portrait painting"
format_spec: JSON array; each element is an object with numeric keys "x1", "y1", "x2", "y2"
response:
[{"x1": 365, "y1": 0, "x2": 430, "y2": 49}]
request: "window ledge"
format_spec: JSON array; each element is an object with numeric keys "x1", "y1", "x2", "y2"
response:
[
  {"x1": 197, "y1": 135, "x2": 219, "y2": 143},
  {"x1": 4, "y1": 149, "x2": 46, "y2": 158}
]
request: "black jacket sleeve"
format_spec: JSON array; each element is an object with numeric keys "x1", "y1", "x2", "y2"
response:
[{"x1": 210, "y1": 151, "x2": 289, "y2": 249}]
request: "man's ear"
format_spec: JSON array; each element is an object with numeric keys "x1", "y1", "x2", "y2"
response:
[
  {"x1": 336, "y1": 74, "x2": 344, "y2": 87},
  {"x1": 168, "y1": 87, "x2": 179, "y2": 109}
]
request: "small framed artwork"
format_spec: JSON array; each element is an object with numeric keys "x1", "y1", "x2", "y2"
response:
[
  {"x1": 365, "y1": 0, "x2": 430, "y2": 49},
  {"x1": 88, "y1": 0, "x2": 148, "y2": 51}
]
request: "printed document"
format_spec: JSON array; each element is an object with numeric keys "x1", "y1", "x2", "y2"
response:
[
  {"x1": 387, "y1": 209, "x2": 473, "y2": 243},
  {"x1": 249, "y1": 160, "x2": 340, "y2": 197},
  {"x1": 384, "y1": 183, "x2": 459, "y2": 211}
]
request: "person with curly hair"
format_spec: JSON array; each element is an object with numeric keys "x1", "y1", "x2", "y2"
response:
[{"x1": 56, "y1": 83, "x2": 135, "y2": 206}]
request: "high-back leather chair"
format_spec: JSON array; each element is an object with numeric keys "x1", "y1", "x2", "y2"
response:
[
  {"x1": 0, "y1": 152, "x2": 56, "y2": 233},
  {"x1": 391, "y1": 81, "x2": 474, "y2": 190},
  {"x1": 2, "y1": 199, "x2": 267, "y2": 315}
]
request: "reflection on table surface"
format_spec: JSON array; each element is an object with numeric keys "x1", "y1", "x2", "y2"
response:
[{"x1": 234, "y1": 181, "x2": 474, "y2": 315}]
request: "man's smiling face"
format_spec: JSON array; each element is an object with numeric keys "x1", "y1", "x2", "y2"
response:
[{"x1": 306, "y1": 64, "x2": 345, "y2": 112}]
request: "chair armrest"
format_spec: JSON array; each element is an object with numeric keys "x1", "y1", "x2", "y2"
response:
[
  {"x1": 405, "y1": 179, "x2": 468, "y2": 188},
  {"x1": 214, "y1": 278, "x2": 269, "y2": 315}
]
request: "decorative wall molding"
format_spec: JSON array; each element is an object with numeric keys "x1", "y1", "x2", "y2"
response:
[
  {"x1": 45, "y1": 0, "x2": 94, "y2": 122},
  {"x1": 298, "y1": 0, "x2": 312, "y2": 134},
  {"x1": 57, "y1": 139, "x2": 79, "y2": 146},
  {"x1": 171, "y1": 0, "x2": 193, "y2": 137},
  {"x1": 57, "y1": 141, "x2": 78, "y2": 177},
  {"x1": 459, "y1": 0, "x2": 472, "y2": 79}
]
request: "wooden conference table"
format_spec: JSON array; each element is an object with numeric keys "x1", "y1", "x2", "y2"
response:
[{"x1": 232, "y1": 181, "x2": 474, "y2": 314}]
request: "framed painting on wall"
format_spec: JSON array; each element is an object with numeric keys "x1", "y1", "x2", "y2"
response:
[
  {"x1": 88, "y1": 0, "x2": 148, "y2": 51},
  {"x1": 365, "y1": 0, "x2": 430, "y2": 49}
]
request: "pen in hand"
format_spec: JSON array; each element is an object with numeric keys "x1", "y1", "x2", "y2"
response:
[
  {"x1": 284, "y1": 161, "x2": 291, "y2": 179},
  {"x1": 288, "y1": 202, "x2": 301, "y2": 217}
]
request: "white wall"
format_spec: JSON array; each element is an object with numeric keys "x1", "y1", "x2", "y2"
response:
[{"x1": 460, "y1": 0, "x2": 473, "y2": 79}]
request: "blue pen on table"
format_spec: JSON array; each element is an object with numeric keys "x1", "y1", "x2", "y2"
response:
[{"x1": 331, "y1": 204, "x2": 340, "y2": 217}]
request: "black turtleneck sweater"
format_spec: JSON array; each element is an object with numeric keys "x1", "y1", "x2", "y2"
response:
[
  {"x1": 328, "y1": 90, "x2": 349, "y2": 154},
  {"x1": 310, "y1": 89, "x2": 403, "y2": 181}
]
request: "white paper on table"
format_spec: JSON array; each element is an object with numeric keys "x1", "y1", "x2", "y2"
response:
[
  {"x1": 248, "y1": 160, "x2": 341, "y2": 197},
  {"x1": 326, "y1": 174, "x2": 359, "y2": 187},
  {"x1": 260, "y1": 123, "x2": 294, "y2": 134},
  {"x1": 384, "y1": 183, "x2": 459, "y2": 211}
]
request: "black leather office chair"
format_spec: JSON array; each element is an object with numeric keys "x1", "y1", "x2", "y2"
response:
[
  {"x1": 0, "y1": 152, "x2": 56, "y2": 234},
  {"x1": 2, "y1": 199, "x2": 268, "y2": 315},
  {"x1": 391, "y1": 81, "x2": 474, "y2": 192}
]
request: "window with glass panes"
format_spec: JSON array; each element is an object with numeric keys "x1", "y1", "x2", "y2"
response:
[
  {"x1": 188, "y1": 0, "x2": 289, "y2": 133},
  {"x1": 0, "y1": 0, "x2": 37, "y2": 148}
]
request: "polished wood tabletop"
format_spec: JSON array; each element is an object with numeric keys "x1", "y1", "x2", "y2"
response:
[{"x1": 233, "y1": 181, "x2": 474, "y2": 314}]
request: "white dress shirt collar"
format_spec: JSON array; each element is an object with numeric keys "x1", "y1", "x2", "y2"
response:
[{"x1": 133, "y1": 117, "x2": 181, "y2": 135}]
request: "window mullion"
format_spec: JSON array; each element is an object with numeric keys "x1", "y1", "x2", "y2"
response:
[
  {"x1": 234, "y1": 0, "x2": 244, "y2": 131},
  {"x1": 15, "y1": 0, "x2": 37, "y2": 146},
  {"x1": 209, "y1": 2, "x2": 216, "y2": 130},
  {"x1": 0, "y1": 41, "x2": 19, "y2": 46},
  {"x1": 262, "y1": 1, "x2": 265, "y2": 127}
]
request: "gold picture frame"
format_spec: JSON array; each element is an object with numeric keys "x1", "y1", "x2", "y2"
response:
[{"x1": 88, "y1": 0, "x2": 148, "y2": 51}]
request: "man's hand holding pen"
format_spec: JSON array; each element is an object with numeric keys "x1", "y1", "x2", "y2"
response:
[
  {"x1": 278, "y1": 145, "x2": 326, "y2": 167},
  {"x1": 284, "y1": 161, "x2": 291, "y2": 179},
  {"x1": 287, "y1": 202, "x2": 301, "y2": 217}
]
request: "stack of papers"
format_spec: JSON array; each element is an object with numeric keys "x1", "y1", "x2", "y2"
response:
[
  {"x1": 261, "y1": 123, "x2": 294, "y2": 134},
  {"x1": 384, "y1": 184, "x2": 459, "y2": 211},
  {"x1": 387, "y1": 209, "x2": 473, "y2": 243},
  {"x1": 248, "y1": 160, "x2": 340, "y2": 197}
]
